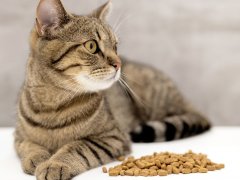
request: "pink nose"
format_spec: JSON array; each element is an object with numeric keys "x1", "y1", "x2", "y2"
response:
[{"x1": 111, "y1": 61, "x2": 121, "y2": 71}]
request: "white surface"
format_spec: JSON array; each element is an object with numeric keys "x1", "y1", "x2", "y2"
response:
[{"x1": 0, "y1": 127, "x2": 240, "y2": 180}]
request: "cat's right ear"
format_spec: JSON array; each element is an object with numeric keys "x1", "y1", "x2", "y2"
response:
[{"x1": 36, "y1": 0, "x2": 69, "y2": 36}]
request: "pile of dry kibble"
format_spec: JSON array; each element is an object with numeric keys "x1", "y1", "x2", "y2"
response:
[{"x1": 102, "y1": 150, "x2": 224, "y2": 176}]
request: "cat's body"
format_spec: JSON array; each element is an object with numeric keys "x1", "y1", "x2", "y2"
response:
[{"x1": 15, "y1": 0, "x2": 210, "y2": 179}]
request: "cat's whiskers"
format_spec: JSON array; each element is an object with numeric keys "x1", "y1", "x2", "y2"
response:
[
  {"x1": 113, "y1": 14, "x2": 132, "y2": 35},
  {"x1": 112, "y1": 11, "x2": 125, "y2": 32},
  {"x1": 121, "y1": 73, "x2": 142, "y2": 87},
  {"x1": 118, "y1": 80, "x2": 132, "y2": 103},
  {"x1": 119, "y1": 78, "x2": 149, "y2": 109}
]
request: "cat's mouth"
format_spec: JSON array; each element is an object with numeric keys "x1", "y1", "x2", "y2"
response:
[{"x1": 75, "y1": 69, "x2": 121, "y2": 92}]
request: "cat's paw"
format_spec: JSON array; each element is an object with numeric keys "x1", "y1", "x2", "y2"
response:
[
  {"x1": 22, "y1": 152, "x2": 51, "y2": 175},
  {"x1": 35, "y1": 161, "x2": 73, "y2": 180}
]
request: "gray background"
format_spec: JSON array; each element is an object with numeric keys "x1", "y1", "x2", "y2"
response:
[{"x1": 0, "y1": 0, "x2": 240, "y2": 127}]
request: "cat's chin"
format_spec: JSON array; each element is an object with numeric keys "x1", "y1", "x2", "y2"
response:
[{"x1": 75, "y1": 69, "x2": 121, "y2": 92}]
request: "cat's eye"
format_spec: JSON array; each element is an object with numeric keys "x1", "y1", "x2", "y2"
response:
[{"x1": 84, "y1": 40, "x2": 99, "y2": 54}]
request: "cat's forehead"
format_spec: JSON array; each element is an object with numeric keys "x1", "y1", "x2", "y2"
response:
[{"x1": 63, "y1": 16, "x2": 117, "y2": 44}]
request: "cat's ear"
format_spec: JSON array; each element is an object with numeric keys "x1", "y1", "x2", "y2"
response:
[
  {"x1": 89, "y1": 0, "x2": 112, "y2": 21},
  {"x1": 35, "y1": 0, "x2": 69, "y2": 36}
]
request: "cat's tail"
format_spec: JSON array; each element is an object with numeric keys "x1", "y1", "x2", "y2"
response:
[{"x1": 130, "y1": 112, "x2": 211, "y2": 142}]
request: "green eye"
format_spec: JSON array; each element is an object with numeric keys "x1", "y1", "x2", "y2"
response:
[{"x1": 84, "y1": 40, "x2": 98, "y2": 54}]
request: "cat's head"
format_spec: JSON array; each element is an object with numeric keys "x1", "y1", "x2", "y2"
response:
[{"x1": 31, "y1": 0, "x2": 121, "y2": 92}]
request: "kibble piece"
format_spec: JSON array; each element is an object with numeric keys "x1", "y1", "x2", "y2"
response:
[
  {"x1": 159, "y1": 156, "x2": 166, "y2": 163},
  {"x1": 207, "y1": 165, "x2": 216, "y2": 171},
  {"x1": 215, "y1": 164, "x2": 225, "y2": 170},
  {"x1": 127, "y1": 156, "x2": 135, "y2": 162},
  {"x1": 158, "y1": 169, "x2": 168, "y2": 176},
  {"x1": 181, "y1": 168, "x2": 191, "y2": 174},
  {"x1": 127, "y1": 162, "x2": 135, "y2": 168},
  {"x1": 109, "y1": 170, "x2": 120, "y2": 176},
  {"x1": 149, "y1": 169, "x2": 158, "y2": 176},
  {"x1": 117, "y1": 156, "x2": 125, "y2": 161},
  {"x1": 150, "y1": 166, "x2": 158, "y2": 170},
  {"x1": 201, "y1": 159, "x2": 207, "y2": 167},
  {"x1": 187, "y1": 158, "x2": 195, "y2": 164},
  {"x1": 122, "y1": 166, "x2": 128, "y2": 170},
  {"x1": 161, "y1": 163, "x2": 167, "y2": 170},
  {"x1": 136, "y1": 160, "x2": 145, "y2": 169},
  {"x1": 172, "y1": 166, "x2": 180, "y2": 174},
  {"x1": 140, "y1": 169, "x2": 149, "y2": 176},
  {"x1": 167, "y1": 165, "x2": 173, "y2": 174},
  {"x1": 125, "y1": 169, "x2": 134, "y2": 176},
  {"x1": 179, "y1": 156, "x2": 187, "y2": 162},
  {"x1": 155, "y1": 160, "x2": 161, "y2": 168},
  {"x1": 179, "y1": 165, "x2": 183, "y2": 171},
  {"x1": 199, "y1": 167, "x2": 208, "y2": 173},
  {"x1": 183, "y1": 162, "x2": 193, "y2": 169},
  {"x1": 102, "y1": 166, "x2": 108, "y2": 173},
  {"x1": 119, "y1": 170, "x2": 125, "y2": 176},
  {"x1": 191, "y1": 168, "x2": 199, "y2": 173},
  {"x1": 133, "y1": 169, "x2": 140, "y2": 176},
  {"x1": 145, "y1": 162, "x2": 155, "y2": 168},
  {"x1": 195, "y1": 159, "x2": 202, "y2": 165},
  {"x1": 171, "y1": 162, "x2": 180, "y2": 167}
]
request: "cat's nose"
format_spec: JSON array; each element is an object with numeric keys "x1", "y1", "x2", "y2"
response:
[
  {"x1": 110, "y1": 61, "x2": 121, "y2": 71},
  {"x1": 108, "y1": 56, "x2": 121, "y2": 71}
]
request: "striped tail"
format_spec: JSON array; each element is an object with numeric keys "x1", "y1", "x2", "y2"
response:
[{"x1": 130, "y1": 112, "x2": 211, "y2": 142}]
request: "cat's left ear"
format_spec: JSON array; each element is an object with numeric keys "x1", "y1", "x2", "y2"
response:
[{"x1": 89, "y1": 0, "x2": 112, "y2": 21}]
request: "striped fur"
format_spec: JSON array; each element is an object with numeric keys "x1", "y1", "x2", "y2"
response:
[{"x1": 15, "y1": 0, "x2": 211, "y2": 180}]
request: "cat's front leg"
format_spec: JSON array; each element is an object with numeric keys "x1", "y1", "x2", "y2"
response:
[
  {"x1": 35, "y1": 132, "x2": 131, "y2": 180},
  {"x1": 15, "y1": 139, "x2": 51, "y2": 175}
]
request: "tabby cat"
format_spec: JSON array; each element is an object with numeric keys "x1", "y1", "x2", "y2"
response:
[{"x1": 14, "y1": 0, "x2": 211, "y2": 179}]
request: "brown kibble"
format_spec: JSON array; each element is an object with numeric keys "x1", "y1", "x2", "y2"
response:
[
  {"x1": 127, "y1": 156, "x2": 135, "y2": 162},
  {"x1": 201, "y1": 159, "x2": 207, "y2": 167},
  {"x1": 150, "y1": 166, "x2": 158, "y2": 170},
  {"x1": 109, "y1": 170, "x2": 119, "y2": 176},
  {"x1": 172, "y1": 166, "x2": 180, "y2": 174},
  {"x1": 119, "y1": 170, "x2": 125, "y2": 176},
  {"x1": 127, "y1": 162, "x2": 135, "y2": 168},
  {"x1": 145, "y1": 162, "x2": 155, "y2": 168},
  {"x1": 135, "y1": 160, "x2": 145, "y2": 169},
  {"x1": 158, "y1": 156, "x2": 166, "y2": 163},
  {"x1": 158, "y1": 169, "x2": 168, "y2": 176},
  {"x1": 161, "y1": 163, "x2": 167, "y2": 170},
  {"x1": 140, "y1": 169, "x2": 149, "y2": 176},
  {"x1": 155, "y1": 160, "x2": 161, "y2": 168},
  {"x1": 102, "y1": 166, "x2": 107, "y2": 173},
  {"x1": 105, "y1": 151, "x2": 224, "y2": 176},
  {"x1": 133, "y1": 169, "x2": 140, "y2": 176},
  {"x1": 122, "y1": 166, "x2": 128, "y2": 170},
  {"x1": 171, "y1": 162, "x2": 180, "y2": 167},
  {"x1": 191, "y1": 168, "x2": 199, "y2": 173},
  {"x1": 149, "y1": 169, "x2": 158, "y2": 176},
  {"x1": 181, "y1": 168, "x2": 191, "y2": 174},
  {"x1": 179, "y1": 156, "x2": 188, "y2": 162},
  {"x1": 199, "y1": 167, "x2": 208, "y2": 173},
  {"x1": 117, "y1": 156, "x2": 125, "y2": 161},
  {"x1": 183, "y1": 162, "x2": 193, "y2": 169},
  {"x1": 207, "y1": 165, "x2": 216, "y2": 171},
  {"x1": 167, "y1": 165, "x2": 173, "y2": 173},
  {"x1": 179, "y1": 165, "x2": 183, "y2": 171},
  {"x1": 215, "y1": 164, "x2": 225, "y2": 170},
  {"x1": 125, "y1": 169, "x2": 134, "y2": 176},
  {"x1": 195, "y1": 159, "x2": 202, "y2": 165}
]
